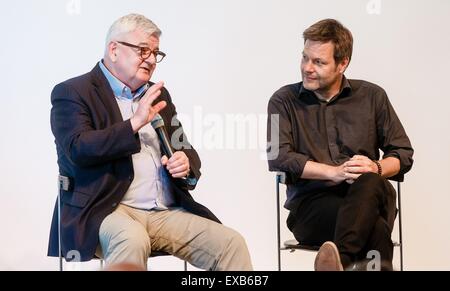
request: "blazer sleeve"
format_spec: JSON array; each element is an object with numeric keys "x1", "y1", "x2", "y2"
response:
[{"x1": 50, "y1": 82, "x2": 141, "y2": 168}]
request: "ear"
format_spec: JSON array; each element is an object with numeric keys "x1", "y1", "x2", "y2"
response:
[
  {"x1": 108, "y1": 41, "x2": 118, "y2": 62},
  {"x1": 338, "y1": 57, "x2": 350, "y2": 74}
]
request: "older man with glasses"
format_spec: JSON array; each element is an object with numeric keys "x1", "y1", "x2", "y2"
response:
[{"x1": 48, "y1": 13, "x2": 252, "y2": 271}]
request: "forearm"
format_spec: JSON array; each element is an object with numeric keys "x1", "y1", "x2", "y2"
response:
[
  {"x1": 51, "y1": 86, "x2": 141, "y2": 167},
  {"x1": 301, "y1": 160, "x2": 336, "y2": 180},
  {"x1": 379, "y1": 157, "x2": 400, "y2": 178},
  {"x1": 67, "y1": 120, "x2": 140, "y2": 167}
]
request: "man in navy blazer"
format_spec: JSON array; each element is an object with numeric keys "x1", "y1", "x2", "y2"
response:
[{"x1": 48, "y1": 13, "x2": 252, "y2": 270}]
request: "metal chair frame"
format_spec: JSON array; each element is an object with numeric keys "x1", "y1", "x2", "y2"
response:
[
  {"x1": 57, "y1": 181, "x2": 188, "y2": 271},
  {"x1": 276, "y1": 172, "x2": 403, "y2": 271}
]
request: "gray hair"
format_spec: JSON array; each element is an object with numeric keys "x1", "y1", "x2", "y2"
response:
[{"x1": 105, "y1": 13, "x2": 161, "y2": 48}]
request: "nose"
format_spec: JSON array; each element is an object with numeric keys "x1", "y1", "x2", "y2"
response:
[
  {"x1": 302, "y1": 60, "x2": 314, "y2": 73},
  {"x1": 143, "y1": 52, "x2": 157, "y2": 65}
]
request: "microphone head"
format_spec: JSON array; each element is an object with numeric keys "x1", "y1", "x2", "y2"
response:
[{"x1": 151, "y1": 114, "x2": 164, "y2": 129}]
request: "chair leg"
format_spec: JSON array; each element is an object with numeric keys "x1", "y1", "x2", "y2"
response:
[
  {"x1": 184, "y1": 261, "x2": 187, "y2": 271},
  {"x1": 276, "y1": 174, "x2": 281, "y2": 271},
  {"x1": 397, "y1": 182, "x2": 403, "y2": 271},
  {"x1": 57, "y1": 179, "x2": 63, "y2": 271},
  {"x1": 59, "y1": 257, "x2": 63, "y2": 271}
]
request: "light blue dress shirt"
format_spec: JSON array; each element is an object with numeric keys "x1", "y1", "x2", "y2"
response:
[{"x1": 99, "y1": 60, "x2": 174, "y2": 210}]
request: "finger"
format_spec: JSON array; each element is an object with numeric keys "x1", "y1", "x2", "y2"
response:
[
  {"x1": 151, "y1": 100, "x2": 167, "y2": 114},
  {"x1": 142, "y1": 89, "x2": 162, "y2": 107},
  {"x1": 346, "y1": 159, "x2": 373, "y2": 167},
  {"x1": 167, "y1": 158, "x2": 187, "y2": 170},
  {"x1": 171, "y1": 170, "x2": 190, "y2": 178},
  {"x1": 344, "y1": 160, "x2": 365, "y2": 167},
  {"x1": 161, "y1": 155, "x2": 168, "y2": 166},
  {"x1": 345, "y1": 166, "x2": 361, "y2": 173},
  {"x1": 351, "y1": 155, "x2": 368, "y2": 161},
  {"x1": 168, "y1": 151, "x2": 186, "y2": 163},
  {"x1": 141, "y1": 82, "x2": 164, "y2": 105},
  {"x1": 167, "y1": 152, "x2": 189, "y2": 170},
  {"x1": 346, "y1": 179, "x2": 355, "y2": 184},
  {"x1": 345, "y1": 172, "x2": 360, "y2": 180},
  {"x1": 346, "y1": 165, "x2": 373, "y2": 174},
  {"x1": 169, "y1": 164, "x2": 189, "y2": 175},
  {"x1": 145, "y1": 81, "x2": 164, "y2": 97},
  {"x1": 171, "y1": 151, "x2": 187, "y2": 159}
]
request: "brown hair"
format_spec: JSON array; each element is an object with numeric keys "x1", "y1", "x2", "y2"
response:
[{"x1": 303, "y1": 19, "x2": 353, "y2": 64}]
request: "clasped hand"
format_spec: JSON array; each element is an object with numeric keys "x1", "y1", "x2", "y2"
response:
[{"x1": 336, "y1": 155, "x2": 378, "y2": 184}]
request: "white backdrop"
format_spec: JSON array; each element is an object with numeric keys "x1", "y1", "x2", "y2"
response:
[{"x1": 1, "y1": 0, "x2": 449, "y2": 270}]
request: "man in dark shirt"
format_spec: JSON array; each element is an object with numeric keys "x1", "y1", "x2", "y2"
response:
[{"x1": 267, "y1": 19, "x2": 413, "y2": 271}]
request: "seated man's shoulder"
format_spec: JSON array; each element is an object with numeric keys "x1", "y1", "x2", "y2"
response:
[
  {"x1": 348, "y1": 79, "x2": 387, "y2": 97},
  {"x1": 52, "y1": 67, "x2": 98, "y2": 98},
  {"x1": 270, "y1": 82, "x2": 302, "y2": 102},
  {"x1": 63, "y1": 72, "x2": 93, "y2": 88},
  {"x1": 55, "y1": 64, "x2": 100, "y2": 90},
  {"x1": 53, "y1": 70, "x2": 91, "y2": 89},
  {"x1": 349, "y1": 79, "x2": 385, "y2": 92}
]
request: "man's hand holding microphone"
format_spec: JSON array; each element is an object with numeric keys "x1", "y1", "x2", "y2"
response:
[{"x1": 130, "y1": 81, "x2": 190, "y2": 179}]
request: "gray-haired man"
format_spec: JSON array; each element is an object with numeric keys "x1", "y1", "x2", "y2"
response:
[{"x1": 48, "y1": 13, "x2": 252, "y2": 271}]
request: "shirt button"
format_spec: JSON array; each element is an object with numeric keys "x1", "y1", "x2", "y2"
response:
[
  {"x1": 112, "y1": 202, "x2": 118, "y2": 208},
  {"x1": 128, "y1": 175, "x2": 133, "y2": 181}
]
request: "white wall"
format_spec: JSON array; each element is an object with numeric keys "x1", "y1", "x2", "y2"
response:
[{"x1": 1, "y1": 0, "x2": 449, "y2": 270}]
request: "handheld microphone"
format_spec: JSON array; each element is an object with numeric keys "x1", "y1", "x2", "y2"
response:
[
  {"x1": 151, "y1": 114, "x2": 197, "y2": 187},
  {"x1": 151, "y1": 114, "x2": 174, "y2": 158}
]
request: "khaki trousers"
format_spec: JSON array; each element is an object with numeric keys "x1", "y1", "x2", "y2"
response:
[{"x1": 97, "y1": 204, "x2": 252, "y2": 270}]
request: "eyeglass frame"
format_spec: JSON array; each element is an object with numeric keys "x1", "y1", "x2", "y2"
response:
[{"x1": 116, "y1": 41, "x2": 166, "y2": 63}]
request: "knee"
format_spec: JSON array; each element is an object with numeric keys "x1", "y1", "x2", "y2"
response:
[
  {"x1": 203, "y1": 226, "x2": 252, "y2": 271},
  {"x1": 354, "y1": 172, "x2": 384, "y2": 187},
  {"x1": 226, "y1": 230, "x2": 249, "y2": 253},
  {"x1": 103, "y1": 226, "x2": 151, "y2": 256},
  {"x1": 123, "y1": 232, "x2": 151, "y2": 254},
  {"x1": 349, "y1": 173, "x2": 389, "y2": 201},
  {"x1": 356, "y1": 173, "x2": 396, "y2": 199}
]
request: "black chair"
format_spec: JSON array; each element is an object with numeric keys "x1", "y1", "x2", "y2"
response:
[
  {"x1": 275, "y1": 172, "x2": 403, "y2": 271},
  {"x1": 57, "y1": 181, "x2": 188, "y2": 271}
]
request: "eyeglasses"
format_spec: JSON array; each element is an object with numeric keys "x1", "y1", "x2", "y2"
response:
[{"x1": 117, "y1": 41, "x2": 166, "y2": 63}]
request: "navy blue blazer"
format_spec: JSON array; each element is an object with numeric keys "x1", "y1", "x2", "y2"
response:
[{"x1": 48, "y1": 63, "x2": 220, "y2": 261}]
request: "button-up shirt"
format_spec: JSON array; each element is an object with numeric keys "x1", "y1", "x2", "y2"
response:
[
  {"x1": 267, "y1": 77, "x2": 414, "y2": 210},
  {"x1": 99, "y1": 60, "x2": 174, "y2": 210}
]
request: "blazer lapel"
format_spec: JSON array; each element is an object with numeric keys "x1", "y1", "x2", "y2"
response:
[{"x1": 90, "y1": 62, "x2": 123, "y2": 123}]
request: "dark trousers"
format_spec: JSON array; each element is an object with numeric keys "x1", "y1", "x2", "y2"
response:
[{"x1": 287, "y1": 173, "x2": 397, "y2": 269}]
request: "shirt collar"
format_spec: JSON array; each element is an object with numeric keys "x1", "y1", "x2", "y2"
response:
[
  {"x1": 299, "y1": 75, "x2": 352, "y2": 102},
  {"x1": 99, "y1": 60, "x2": 149, "y2": 101}
]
